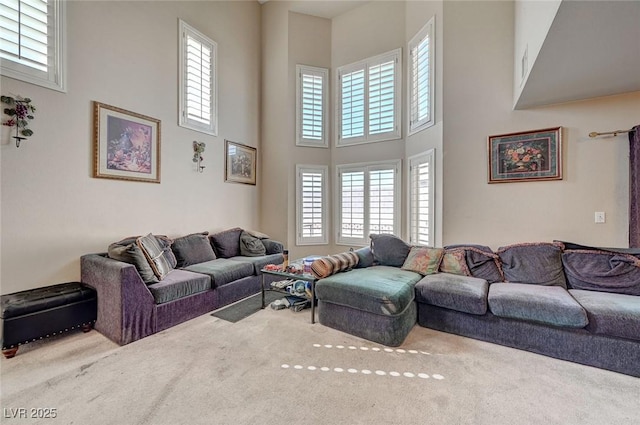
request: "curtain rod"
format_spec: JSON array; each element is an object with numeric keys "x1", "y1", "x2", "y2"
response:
[{"x1": 589, "y1": 128, "x2": 635, "y2": 138}]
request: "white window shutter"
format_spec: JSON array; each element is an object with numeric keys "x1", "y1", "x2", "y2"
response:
[
  {"x1": 339, "y1": 170, "x2": 365, "y2": 241},
  {"x1": 409, "y1": 17, "x2": 435, "y2": 134},
  {"x1": 179, "y1": 20, "x2": 217, "y2": 135},
  {"x1": 408, "y1": 150, "x2": 435, "y2": 246},
  {"x1": 296, "y1": 65, "x2": 328, "y2": 147},
  {"x1": 368, "y1": 59, "x2": 395, "y2": 135},
  {"x1": 340, "y1": 67, "x2": 365, "y2": 140},
  {"x1": 369, "y1": 168, "x2": 396, "y2": 234},
  {"x1": 0, "y1": 0, "x2": 66, "y2": 91},
  {"x1": 297, "y1": 165, "x2": 328, "y2": 245}
]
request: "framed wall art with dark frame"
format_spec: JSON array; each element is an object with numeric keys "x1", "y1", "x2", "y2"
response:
[
  {"x1": 488, "y1": 126, "x2": 562, "y2": 183},
  {"x1": 225, "y1": 139, "x2": 256, "y2": 185},
  {"x1": 93, "y1": 101, "x2": 161, "y2": 183}
]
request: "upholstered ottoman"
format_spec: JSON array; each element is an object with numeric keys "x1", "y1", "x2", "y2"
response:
[
  {"x1": 1, "y1": 282, "x2": 97, "y2": 358},
  {"x1": 315, "y1": 266, "x2": 422, "y2": 346}
]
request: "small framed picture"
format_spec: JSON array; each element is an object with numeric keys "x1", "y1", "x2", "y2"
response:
[
  {"x1": 488, "y1": 127, "x2": 562, "y2": 183},
  {"x1": 225, "y1": 139, "x2": 256, "y2": 185},
  {"x1": 93, "y1": 102, "x2": 161, "y2": 183}
]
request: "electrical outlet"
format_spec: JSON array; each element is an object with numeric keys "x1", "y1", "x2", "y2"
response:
[{"x1": 595, "y1": 212, "x2": 606, "y2": 224}]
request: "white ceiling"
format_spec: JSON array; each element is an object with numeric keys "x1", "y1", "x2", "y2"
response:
[
  {"x1": 516, "y1": 0, "x2": 640, "y2": 109},
  {"x1": 261, "y1": 0, "x2": 369, "y2": 19}
]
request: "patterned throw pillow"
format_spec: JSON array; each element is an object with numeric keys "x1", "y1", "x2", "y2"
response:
[
  {"x1": 311, "y1": 251, "x2": 359, "y2": 278},
  {"x1": 401, "y1": 246, "x2": 444, "y2": 276},
  {"x1": 439, "y1": 248, "x2": 471, "y2": 276},
  {"x1": 137, "y1": 234, "x2": 175, "y2": 280}
]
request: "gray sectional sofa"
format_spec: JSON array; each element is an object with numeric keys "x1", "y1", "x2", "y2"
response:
[
  {"x1": 81, "y1": 228, "x2": 283, "y2": 345},
  {"x1": 314, "y1": 236, "x2": 640, "y2": 377}
]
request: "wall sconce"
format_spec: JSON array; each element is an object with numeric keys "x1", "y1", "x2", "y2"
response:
[{"x1": 193, "y1": 141, "x2": 206, "y2": 172}]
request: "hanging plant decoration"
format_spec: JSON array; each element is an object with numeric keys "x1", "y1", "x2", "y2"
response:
[{"x1": 2, "y1": 95, "x2": 36, "y2": 148}]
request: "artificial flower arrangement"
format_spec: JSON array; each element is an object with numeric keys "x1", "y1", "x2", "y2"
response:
[{"x1": 2, "y1": 95, "x2": 36, "y2": 147}]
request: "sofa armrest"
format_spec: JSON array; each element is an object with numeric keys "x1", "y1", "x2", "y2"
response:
[
  {"x1": 81, "y1": 254, "x2": 156, "y2": 345},
  {"x1": 261, "y1": 239, "x2": 284, "y2": 255}
]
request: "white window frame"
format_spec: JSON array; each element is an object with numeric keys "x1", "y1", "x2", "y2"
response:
[
  {"x1": 335, "y1": 160, "x2": 401, "y2": 246},
  {"x1": 407, "y1": 150, "x2": 435, "y2": 247},
  {"x1": 296, "y1": 165, "x2": 329, "y2": 245},
  {"x1": 0, "y1": 0, "x2": 67, "y2": 92},
  {"x1": 335, "y1": 48, "x2": 402, "y2": 147},
  {"x1": 296, "y1": 65, "x2": 328, "y2": 148},
  {"x1": 408, "y1": 17, "x2": 435, "y2": 135},
  {"x1": 178, "y1": 19, "x2": 217, "y2": 136}
]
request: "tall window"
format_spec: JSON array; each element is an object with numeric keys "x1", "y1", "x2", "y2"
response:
[
  {"x1": 337, "y1": 160, "x2": 401, "y2": 246},
  {"x1": 408, "y1": 150, "x2": 435, "y2": 246},
  {"x1": 179, "y1": 19, "x2": 217, "y2": 135},
  {"x1": 296, "y1": 65, "x2": 328, "y2": 148},
  {"x1": 336, "y1": 49, "x2": 401, "y2": 147},
  {"x1": 0, "y1": 0, "x2": 66, "y2": 91},
  {"x1": 296, "y1": 165, "x2": 328, "y2": 245},
  {"x1": 408, "y1": 17, "x2": 435, "y2": 134}
]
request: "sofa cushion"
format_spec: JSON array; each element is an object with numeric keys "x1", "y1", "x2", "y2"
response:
[
  {"x1": 146, "y1": 269, "x2": 212, "y2": 304},
  {"x1": 488, "y1": 283, "x2": 588, "y2": 328},
  {"x1": 569, "y1": 289, "x2": 640, "y2": 342},
  {"x1": 315, "y1": 266, "x2": 422, "y2": 316},
  {"x1": 370, "y1": 234, "x2": 411, "y2": 267},
  {"x1": 183, "y1": 258, "x2": 254, "y2": 288},
  {"x1": 354, "y1": 246, "x2": 375, "y2": 268},
  {"x1": 261, "y1": 238, "x2": 284, "y2": 255},
  {"x1": 401, "y1": 246, "x2": 444, "y2": 276},
  {"x1": 136, "y1": 234, "x2": 176, "y2": 280},
  {"x1": 311, "y1": 252, "x2": 359, "y2": 278},
  {"x1": 439, "y1": 248, "x2": 471, "y2": 276},
  {"x1": 562, "y1": 249, "x2": 640, "y2": 296},
  {"x1": 229, "y1": 253, "x2": 284, "y2": 275},
  {"x1": 415, "y1": 273, "x2": 488, "y2": 315},
  {"x1": 108, "y1": 239, "x2": 158, "y2": 284},
  {"x1": 239, "y1": 231, "x2": 266, "y2": 257},
  {"x1": 445, "y1": 244, "x2": 503, "y2": 283},
  {"x1": 171, "y1": 232, "x2": 217, "y2": 268},
  {"x1": 497, "y1": 242, "x2": 567, "y2": 288},
  {"x1": 209, "y1": 227, "x2": 243, "y2": 258}
]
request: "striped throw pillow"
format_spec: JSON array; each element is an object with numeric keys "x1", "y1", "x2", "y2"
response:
[{"x1": 311, "y1": 251, "x2": 359, "y2": 278}]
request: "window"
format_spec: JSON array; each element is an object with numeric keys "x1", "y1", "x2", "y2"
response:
[
  {"x1": 408, "y1": 17, "x2": 435, "y2": 134},
  {"x1": 296, "y1": 65, "x2": 328, "y2": 148},
  {"x1": 408, "y1": 150, "x2": 435, "y2": 246},
  {"x1": 336, "y1": 160, "x2": 401, "y2": 246},
  {"x1": 179, "y1": 19, "x2": 217, "y2": 135},
  {"x1": 296, "y1": 165, "x2": 328, "y2": 245},
  {"x1": 336, "y1": 49, "x2": 401, "y2": 146},
  {"x1": 0, "y1": 0, "x2": 66, "y2": 91}
]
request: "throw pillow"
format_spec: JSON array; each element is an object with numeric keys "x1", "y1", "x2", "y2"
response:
[
  {"x1": 439, "y1": 248, "x2": 471, "y2": 276},
  {"x1": 171, "y1": 232, "x2": 216, "y2": 268},
  {"x1": 261, "y1": 238, "x2": 284, "y2": 255},
  {"x1": 497, "y1": 242, "x2": 566, "y2": 288},
  {"x1": 310, "y1": 251, "x2": 359, "y2": 278},
  {"x1": 108, "y1": 238, "x2": 159, "y2": 284},
  {"x1": 445, "y1": 244, "x2": 504, "y2": 283},
  {"x1": 240, "y1": 231, "x2": 266, "y2": 256},
  {"x1": 246, "y1": 229, "x2": 270, "y2": 239},
  {"x1": 354, "y1": 246, "x2": 375, "y2": 268},
  {"x1": 370, "y1": 234, "x2": 411, "y2": 267},
  {"x1": 209, "y1": 227, "x2": 243, "y2": 258},
  {"x1": 401, "y1": 246, "x2": 444, "y2": 276},
  {"x1": 562, "y1": 249, "x2": 640, "y2": 296},
  {"x1": 136, "y1": 234, "x2": 175, "y2": 280}
]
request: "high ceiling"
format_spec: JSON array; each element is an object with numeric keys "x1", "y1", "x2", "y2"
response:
[{"x1": 260, "y1": 0, "x2": 369, "y2": 19}]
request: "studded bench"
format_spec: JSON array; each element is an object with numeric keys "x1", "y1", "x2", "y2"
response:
[{"x1": 1, "y1": 282, "x2": 97, "y2": 358}]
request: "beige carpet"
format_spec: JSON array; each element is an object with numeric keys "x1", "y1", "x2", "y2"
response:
[{"x1": 1, "y1": 297, "x2": 639, "y2": 425}]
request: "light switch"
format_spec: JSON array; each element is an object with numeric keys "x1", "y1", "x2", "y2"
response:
[{"x1": 595, "y1": 212, "x2": 606, "y2": 224}]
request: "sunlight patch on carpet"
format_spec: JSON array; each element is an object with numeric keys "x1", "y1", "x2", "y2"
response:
[
  {"x1": 281, "y1": 363, "x2": 442, "y2": 379},
  {"x1": 312, "y1": 343, "x2": 431, "y2": 355}
]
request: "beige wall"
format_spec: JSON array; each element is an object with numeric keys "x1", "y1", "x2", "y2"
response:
[
  {"x1": 1, "y1": 0, "x2": 262, "y2": 293},
  {"x1": 442, "y1": 0, "x2": 639, "y2": 249}
]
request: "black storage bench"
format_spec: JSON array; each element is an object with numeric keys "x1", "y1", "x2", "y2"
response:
[{"x1": 1, "y1": 282, "x2": 97, "y2": 358}]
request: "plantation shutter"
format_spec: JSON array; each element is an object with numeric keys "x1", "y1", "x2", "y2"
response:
[
  {"x1": 368, "y1": 59, "x2": 395, "y2": 135},
  {"x1": 0, "y1": 0, "x2": 48, "y2": 71},
  {"x1": 340, "y1": 170, "x2": 365, "y2": 240},
  {"x1": 301, "y1": 171, "x2": 323, "y2": 238},
  {"x1": 296, "y1": 65, "x2": 328, "y2": 147},
  {"x1": 179, "y1": 20, "x2": 216, "y2": 135},
  {"x1": 340, "y1": 67, "x2": 365, "y2": 140},
  {"x1": 409, "y1": 151, "x2": 434, "y2": 246},
  {"x1": 369, "y1": 168, "x2": 396, "y2": 234},
  {"x1": 409, "y1": 18, "x2": 434, "y2": 134}
]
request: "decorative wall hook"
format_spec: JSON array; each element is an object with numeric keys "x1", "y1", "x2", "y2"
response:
[
  {"x1": 1, "y1": 95, "x2": 36, "y2": 148},
  {"x1": 193, "y1": 141, "x2": 206, "y2": 172}
]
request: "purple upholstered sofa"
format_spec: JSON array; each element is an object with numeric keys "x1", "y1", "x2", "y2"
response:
[{"x1": 81, "y1": 228, "x2": 283, "y2": 345}]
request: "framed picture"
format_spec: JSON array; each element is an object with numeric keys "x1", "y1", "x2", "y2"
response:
[
  {"x1": 488, "y1": 127, "x2": 562, "y2": 183},
  {"x1": 93, "y1": 102, "x2": 161, "y2": 183},
  {"x1": 225, "y1": 140, "x2": 257, "y2": 185}
]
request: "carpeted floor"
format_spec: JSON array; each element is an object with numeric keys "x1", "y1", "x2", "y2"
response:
[{"x1": 1, "y1": 294, "x2": 639, "y2": 425}]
